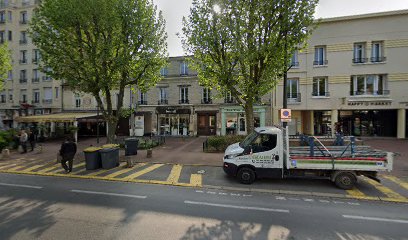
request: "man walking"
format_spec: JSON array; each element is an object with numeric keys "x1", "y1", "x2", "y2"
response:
[
  {"x1": 59, "y1": 137, "x2": 77, "y2": 173},
  {"x1": 19, "y1": 130, "x2": 28, "y2": 154},
  {"x1": 28, "y1": 130, "x2": 36, "y2": 151}
]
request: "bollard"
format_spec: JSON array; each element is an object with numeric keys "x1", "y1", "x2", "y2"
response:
[
  {"x1": 147, "y1": 148, "x2": 152, "y2": 158},
  {"x1": 1, "y1": 148, "x2": 10, "y2": 159}
]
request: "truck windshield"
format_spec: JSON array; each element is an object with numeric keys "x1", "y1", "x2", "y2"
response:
[{"x1": 239, "y1": 131, "x2": 258, "y2": 148}]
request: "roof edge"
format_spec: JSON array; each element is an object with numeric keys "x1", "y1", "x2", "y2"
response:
[{"x1": 317, "y1": 9, "x2": 408, "y2": 23}]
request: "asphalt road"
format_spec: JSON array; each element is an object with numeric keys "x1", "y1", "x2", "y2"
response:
[{"x1": 0, "y1": 173, "x2": 407, "y2": 240}]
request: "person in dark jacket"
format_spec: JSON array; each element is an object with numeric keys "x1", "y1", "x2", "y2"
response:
[
  {"x1": 28, "y1": 130, "x2": 36, "y2": 151},
  {"x1": 59, "y1": 137, "x2": 77, "y2": 173}
]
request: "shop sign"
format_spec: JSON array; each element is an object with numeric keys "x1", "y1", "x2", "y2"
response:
[
  {"x1": 223, "y1": 108, "x2": 265, "y2": 113},
  {"x1": 165, "y1": 108, "x2": 177, "y2": 114},
  {"x1": 347, "y1": 101, "x2": 391, "y2": 106}
]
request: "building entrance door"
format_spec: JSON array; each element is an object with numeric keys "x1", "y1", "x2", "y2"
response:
[
  {"x1": 237, "y1": 113, "x2": 246, "y2": 135},
  {"x1": 197, "y1": 113, "x2": 216, "y2": 136}
]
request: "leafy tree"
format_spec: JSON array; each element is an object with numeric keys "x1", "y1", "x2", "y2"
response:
[
  {"x1": 0, "y1": 43, "x2": 11, "y2": 90},
  {"x1": 30, "y1": 0, "x2": 167, "y2": 142},
  {"x1": 182, "y1": 0, "x2": 318, "y2": 134}
]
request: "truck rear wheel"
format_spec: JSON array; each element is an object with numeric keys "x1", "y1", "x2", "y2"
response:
[
  {"x1": 237, "y1": 167, "x2": 256, "y2": 184},
  {"x1": 334, "y1": 172, "x2": 356, "y2": 190}
]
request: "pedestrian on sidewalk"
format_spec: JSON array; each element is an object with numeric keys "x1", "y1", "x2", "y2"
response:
[
  {"x1": 59, "y1": 137, "x2": 77, "y2": 173},
  {"x1": 19, "y1": 130, "x2": 28, "y2": 154},
  {"x1": 28, "y1": 130, "x2": 36, "y2": 151}
]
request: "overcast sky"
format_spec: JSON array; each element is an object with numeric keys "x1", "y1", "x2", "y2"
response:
[{"x1": 153, "y1": 0, "x2": 408, "y2": 56}]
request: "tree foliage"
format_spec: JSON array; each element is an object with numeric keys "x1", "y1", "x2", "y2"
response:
[
  {"x1": 182, "y1": 0, "x2": 318, "y2": 133},
  {"x1": 0, "y1": 43, "x2": 11, "y2": 90},
  {"x1": 30, "y1": 0, "x2": 167, "y2": 142}
]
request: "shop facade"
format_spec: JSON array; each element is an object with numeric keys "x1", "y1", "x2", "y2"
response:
[
  {"x1": 220, "y1": 106, "x2": 266, "y2": 135},
  {"x1": 156, "y1": 106, "x2": 192, "y2": 136}
]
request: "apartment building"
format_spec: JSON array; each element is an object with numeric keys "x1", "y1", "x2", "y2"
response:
[
  {"x1": 272, "y1": 10, "x2": 408, "y2": 139},
  {"x1": 0, "y1": 0, "x2": 61, "y2": 128}
]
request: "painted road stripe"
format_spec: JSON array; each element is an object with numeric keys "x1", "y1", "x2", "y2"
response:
[
  {"x1": 362, "y1": 177, "x2": 406, "y2": 200},
  {"x1": 103, "y1": 166, "x2": 139, "y2": 179},
  {"x1": 71, "y1": 189, "x2": 147, "y2": 199},
  {"x1": 0, "y1": 163, "x2": 17, "y2": 170},
  {"x1": 184, "y1": 200, "x2": 289, "y2": 213},
  {"x1": 382, "y1": 175, "x2": 408, "y2": 190},
  {"x1": 347, "y1": 188, "x2": 367, "y2": 198},
  {"x1": 166, "y1": 164, "x2": 182, "y2": 184},
  {"x1": 0, "y1": 182, "x2": 43, "y2": 189},
  {"x1": 36, "y1": 164, "x2": 60, "y2": 173},
  {"x1": 51, "y1": 162, "x2": 86, "y2": 173},
  {"x1": 23, "y1": 164, "x2": 47, "y2": 172},
  {"x1": 190, "y1": 174, "x2": 202, "y2": 187},
  {"x1": 123, "y1": 164, "x2": 164, "y2": 180},
  {"x1": 343, "y1": 215, "x2": 408, "y2": 224},
  {"x1": 6, "y1": 165, "x2": 28, "y2": 171}
]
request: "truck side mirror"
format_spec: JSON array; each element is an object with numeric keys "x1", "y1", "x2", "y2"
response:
[
  {"x1": 243, "y1": 146, "x2": 252, "y2": 155},
  {"x1": 275, "y1": 155, "x2": 279, "y2": 161}
]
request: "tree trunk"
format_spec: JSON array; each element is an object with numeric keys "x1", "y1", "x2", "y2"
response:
[
  {"x1": 244, "y1": 101, "x2": 254, "y2": 135},
  {"x1": 106, "y1": 118, "x2": 118, "y2": 143}
]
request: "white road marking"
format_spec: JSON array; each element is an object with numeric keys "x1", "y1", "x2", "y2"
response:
[
  {"x1": 195, "y1": 190, "x2": 204, "y2": 193},
  {"x1": 184, "y1": 200, "x2": 289, "y2": 213},
  {"x1": 276, "y1": 196, "x2": 286, "y2": 200},
  {"x1": 288, "y1": 198, "x2": 300, "y2": 201},
  {"x1": 319, "y1": 200, "x2": 330, "y2": 203},
  {"x1": 347, "y1": 202, "x2": 360, "y2": 206},
  {"x1": 0, "y1": 182, "x2": 43, "y2": 189},
  {"x1": 218, "y1": 192, "x2": 227, "y2": 195},
  {"x1": 303, "y1": 198, "x2": 314, "y2": 202},
  {"x1": 207, "y1": 191, "x2": 216, "y2": 194},
  {"x1": 343, "y1": 215, "x2": 408, "y2": 224},
  {"x1": 243, "y1": 194, "x2": 252, "y2": 197},
  {"x1": 71, "y1": 190, "x2": 147, "y2": 199},
  {"x1": 230, "y1": 193, "x2": 240, "y2": 196},
  {"x1": 333, "y1": 201, "x2": 345, "y2": 204}
]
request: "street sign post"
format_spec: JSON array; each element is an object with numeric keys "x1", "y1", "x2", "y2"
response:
[{"x1": 280, "y1": 108, "x2": 292, "y2": 122}]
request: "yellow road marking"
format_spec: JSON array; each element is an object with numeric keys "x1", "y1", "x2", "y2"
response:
[
  {"x1": 51, "y1": 162, "x2": 86, "y2": 173},
  {"x1": 190, "y1": 174, "x2": 202, "y2": 187},
  {"x1": 167, "y1": 164, "x2": 182, "y2": 184},
  {"x1": 103, "y1": 165, "x2": 142, "y2": 179},
  {"x1": 363, "y1": 177, "x2": 406, "y2": 200},
  {"x1": 73, "y1": 169, "x2": 89, "y2": 175},
  {"x1": 23, "y1": 164, "x2": 46, "y2": 172},
  {"x1": 0, "y1": 163, "x2": 18, "y2": 170},
  {"x1": 36, "y1": 164, "x2": 60, "y2": 173},
  {"x1": 123, "y1": 164, "x2": 164, "y2": 180},
  {"x1": 382, "y1": 175, "x2": 408, "y2": 191},
  {"x1": 85, "y1": 169, "x2": 111, "y2": 176},
  {"x1": 6, "y1": 165, "x2": 27, "y2": 171},
  {"x1": 346, "y1": 188, "x2": 366, "y2": 198}
]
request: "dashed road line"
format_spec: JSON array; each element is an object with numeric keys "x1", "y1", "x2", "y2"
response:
[
  {"x1": 184, "y1": 200, "x2": 290, "y2": 213},
  {"x1": 0, "y1": 182, "x2": 43, "y2": 189},
  {"x1": 382, "y1": 175, "x2": 408, "y2": 191},
  {"x1": 342, "y1": 215, "x2": 408, "y2": 224},
  {"x1": 71, "y1": 189, "x2": 147, "y2": 199},
  {"x1": 319, "y1": 200, "x2": 330, "y2": 203}
]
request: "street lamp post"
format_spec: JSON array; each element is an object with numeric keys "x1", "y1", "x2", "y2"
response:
[{"x1": 96, "y1": 104, "x2": 100, "y2": 144}]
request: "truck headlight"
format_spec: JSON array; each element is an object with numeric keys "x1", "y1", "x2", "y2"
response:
[{"x1": 225, "y1": 154, "x2": 238, "y2": 159}]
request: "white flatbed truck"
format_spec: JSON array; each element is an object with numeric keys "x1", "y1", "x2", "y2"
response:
[{"x1": 223, "y1": 126, "x2": 393, "y2": 189}]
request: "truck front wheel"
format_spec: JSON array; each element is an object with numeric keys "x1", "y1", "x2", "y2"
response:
[
  {"x1": 237, "y1": 167, "x2": 256, "y2": 184},
  {"x1": 334, "y1": 172, "x2": 357, "y2": 190}
]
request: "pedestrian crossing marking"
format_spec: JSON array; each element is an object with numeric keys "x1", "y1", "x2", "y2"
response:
[
  {"x1": 190, "y1": 174, "x2": 202, "y2": 187},
  {"x1": 23, "y1": 164, "x2": 45, "y2": 172},
  {"x1": 382, "y1": 175, "x2": 408, "y2": 191},
  {"x1": 36, "y1": 164, "x2": 61, "y2": 173},
  {"x1": 123, "y1": 164, "x2": 164, "y2": 180},
  {"x1": 103, "y1": 163, "x2": 147, "y2": 179},
  {"x1": 362, "y1": 177, "x2": 407, "y2": 201},
  {"x1": 167, "y1": 164, "x2": 182, "y2": 184},
  {"x1": 6, "y1": 165, "x2": 28, "y2": 171},
  {"x1": 0, "y1": 163, "x2": 17, "y2": 170},
  {"x1": 50, "y1": 162, "x2": 86, "y2": 173}
]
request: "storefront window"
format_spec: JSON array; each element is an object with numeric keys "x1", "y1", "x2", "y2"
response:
[{"x1": 159, "y1": 114, "x2": 189, "y2": 136}]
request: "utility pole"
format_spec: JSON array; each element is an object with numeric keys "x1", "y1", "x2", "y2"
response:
[
  {"x1": 282, "y1": 28, "x2": 288, "y2": 128},
  {"x1": 96, "y1": 104, "x2": 100, "y2": 144}
]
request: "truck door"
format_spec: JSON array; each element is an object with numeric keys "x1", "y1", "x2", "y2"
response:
[{"x1": 250, "y1": 133, "x2": 283, "y2": 178}]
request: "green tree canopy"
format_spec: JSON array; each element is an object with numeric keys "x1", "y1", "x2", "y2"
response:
[
  {"x1": 30, "y1": 0, "x2": 167, "y2": 142},
  {"x1": 0, "y1": 43, "x2": 11, "y2": 90},
  {"x1": 182, "y1": 0, "x2": 318, "y2": 133}
]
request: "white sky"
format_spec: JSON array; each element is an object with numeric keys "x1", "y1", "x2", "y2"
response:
[{"x1": 153, "y1": 0, "x2": 408, "y2": 56}]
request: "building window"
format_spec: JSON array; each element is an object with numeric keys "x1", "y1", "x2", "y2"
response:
[
  {"x1": 290, "y1": 50, "x2": 299, "y2": 67},
  {"x1": 0, "y1": 31, "x2": 4, "y2": 43},
  {"x1": 32, "y1": 69, "x2": 39, "y2": 83},
  {"x1": 160, "y1": 67, "x2": 168, "y2": 76},
  {"x1": 43, "y1": 87, "x2": 52, "y2": 104},
  {"x1": 180, "y1": 61, "x2": 188, "y2": 75},
  {"x1": 75, "y1": 94, "x2": 81, "y2": 108},
  {"x1": 20, "y1": 11, "x2": 27, "y2": 24},
  {"x1": 0, "y1": 91, "x2": 6, "y2": 103},
  {"x1": 8, "y1": 30, "x2": 12, "y2": 41},
  {"x1": 179, "y1": 86, "x2": 189, "y2": 104},
  {"x1": 202, "y1": 87, "x2": 212, "y2": 104},
  {"x1": 55, "y1": 87, "x2": 59, "y2": 99},
  {"x1": 158, "y1": 87, "x2": 168, "y2": 104},
  {"x1": 7, "y1": 70, "x2": 12, "y2": 80},
  {"x1": 224, "y1": 91, "x2": 234, "y2": 103},
  {"x1": 8, "y1": 11, "x2": 12, "y2": 22},
  {"x1": 371, "y1": 41, "x2": 385, "y2": 62},
  {"x1": 20, "y1": 89, "x2": 27, "y2": 103},
  {"x1": 138, "y1": 91, "x2": 147, "y2": 105},
  {"x1": 0, "y1": 11, "x2": 5, "y2": 23},
  {"x1": 314, "y1": 46, "x2": 327, "y2": 66},
  {"x1": 20, "y1": 31, "x2": 27, "y2": 44},
  {"x1": 8, "y1": 89, "x2": 13, "y2": 102},
  {"x1": 20, "y1": 70, "x2": 27, "y2": 83},
  {"x1": 353, "y1": 43, "x2": 367, "y2": 63},
  {"x1": 33, "y1": 49, "x2": 40, "y2": 63},
  {"x1": 287, "y1": 79, "x2": 300, "y2": 102},
  {"x1": 350, "y1": 75, "x2": 388, "y2": 96},
  {"x1": 312, "y1": 77, "x2": 329, "y2": 97},
  {"x1": 33, "y1": 90, "x2": 40, "y2": 103},
  {"x1": 20, "y1": 50, "x2": 27, "y2": 64},
  {"x1": 42, "y1": 67, "x2": 52, "y2": 81}
]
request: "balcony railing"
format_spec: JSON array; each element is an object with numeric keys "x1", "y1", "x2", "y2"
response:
[
  {"x1": 158, "y1": 99, "x2": 168, "y2": 105},
  {"x1": 19, "y1": 59, "x2": 27, "y2": 64},
  {"x1": 350, "y1": 90, "x2": 390, "y2": 96},
  {"x1": 312, "y1": 92, "x2": 330, "y2": 97},
  {"x1": 32, "y1": 77, "x2": 40, "y2": 83},
  {"x1": 19, "y1": 78, "x2": 27, "y2": 83},
  {"x1": 370, "y1": 56, "x2": 386, "y2": 63},
  {"x1": 138, "y1": 100, "x2": 148, "y2": 105},
  {"x1": 42, "y1": 76, "x2": 52, "y2": 81},
  {"x1": 32, "y1": 58, "x2": 39, "y2": 64},
  {"x1": 0, "y1": 99, "x2": 6, "y2": 103},
  {"x1": 42, "y1": 99, "x2": 52, "y2": 104},
  {"x1": 0, "y1": 19, "x2": 5, "y2": 24},
  {"x1": 287, "y1": 92, "x2": 301, "y2": 102},
  {"x1": 19, "y1": 39, "x2": 27, "y2": 44},
  {"x1": 352, "y1": 58, "x2": 368, "y2": 64},
  {"x1": 32, "y1": 99, "x2": 40, "y2": 104},
  {"x1": 19, "y1": 100, "x2": 27, "y2": 104},
  {"x1": 19, "y1": 20, "x2": 27, "y2": 24},
  {"x1": 224, "y1": 98, "x2": 235, "y2": 104},
  {"x1": 313, "y1": 60, "x2": 328, "y2": 66},
  {"x1": 201, "y1": 99, "x2": 212, "y2": 104},
  {"x1": 179, "y1": 99, "x2": 189, "y2": 104},
  {"x1": 290, "y1": 62, "x2": 299, "y2": 67}
]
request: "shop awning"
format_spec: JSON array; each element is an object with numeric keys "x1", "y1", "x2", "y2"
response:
[{"x1": 16, "y1": 112, "x2": 98, "y2": 123}]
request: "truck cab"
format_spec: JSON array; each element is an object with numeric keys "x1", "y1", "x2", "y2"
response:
[{"x1": 223, "y1": 127, "x2": 285, "y2": 184}]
